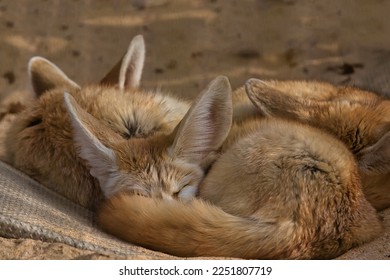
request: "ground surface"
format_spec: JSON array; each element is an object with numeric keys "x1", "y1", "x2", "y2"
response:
[{"x1": 0, "y1": 0, "x2": 390, "y2": 260}]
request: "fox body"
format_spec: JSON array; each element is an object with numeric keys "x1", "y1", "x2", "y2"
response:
[
  {"x1": 97, "y1": 80, "x2": 382, "y2": 259},
  {"x1": 211, "y1": 80, "x2": 390, "y2": 210},
  {"x1": 4, "y1": 35, "x2": 190, "y2": 209},
  {"x1": 244, "y1": 79, "x2": 390, "y2": 210}
]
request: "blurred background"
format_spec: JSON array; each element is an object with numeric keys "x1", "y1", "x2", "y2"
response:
[{"x1": 1, "y1": 0, "x2": 390, "y2": 103}]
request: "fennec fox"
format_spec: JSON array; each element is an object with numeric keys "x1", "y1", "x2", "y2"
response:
[
  {"x1": 244, "y1": 79, "x2": 390, "y2": 210},
  {"x1": 63, "y1": 76, "x2": 232, "y2": 206},
  {"x1": 4, "y1": 35, "x2": 190, "y2": 209},
  {"x1": 95, "y1": 80, "x2": 382, "y2": 259},
  {"x1": 85, "y1": 41, "x2": 390, "y2": 210}
]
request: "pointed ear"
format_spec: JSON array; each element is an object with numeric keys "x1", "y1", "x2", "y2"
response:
[
  {"x1": 245, "y1": 78, "x2": 310, "y2": 119},
  {"x1": 100, "y1": 35, "x2": 145, "y2": 90},
  {"x1": 28, "y1": 57, "x2": 80, "y2": 98},
  {"x1": 358, "y1": 131, "x2": 390, "y2": 174},
  {"x1": 169, "y1": 76, "x2": 233, "y2": 169},
  {"x1": 63, "y1": 92, "x2": 121, "y2": 197}
]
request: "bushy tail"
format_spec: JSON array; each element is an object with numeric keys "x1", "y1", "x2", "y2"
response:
[{"x1": 98, "y1": 194, "x2": 296, "y2": 259}]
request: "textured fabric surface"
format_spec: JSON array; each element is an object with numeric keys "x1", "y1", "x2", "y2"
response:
[{"x1": 0, "y1": 160, "x2": 177, "y2": 259}]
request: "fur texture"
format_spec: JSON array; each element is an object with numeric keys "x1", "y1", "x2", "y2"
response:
[
  {"x1": 245, "y1": 79, "x2": 390, "y2": 210},
  {"x1": 98, "y1": 81, "x2": 382, "y2": 259},
  {"x1": 62, "y1": 76, "x2": 232, "y2": 204},
  {"x1": 4, "y1": 35, "x2": 190, "y2": 209}
]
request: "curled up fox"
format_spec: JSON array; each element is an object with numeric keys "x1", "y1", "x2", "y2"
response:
[
  {"x1": 5, "y1": 34, "x2": 389, "y2": 258},
  {"x1": 95, "y1": 77, "x2": 383, "y2": 259}
]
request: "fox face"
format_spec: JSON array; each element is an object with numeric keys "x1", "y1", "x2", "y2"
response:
[
  {"x1": 245, "y1": 79, "x2": 390, "y2": 210},
  {"x1": 64, "y1": 76, "x2": 233, "y2": 202}
]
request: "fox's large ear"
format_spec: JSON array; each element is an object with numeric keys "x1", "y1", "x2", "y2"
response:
[
  {"x1": 169, "y1": 76, "x2": 233, "y2": 169},
  {"x1": 245, "y1": 78, "x2": 310, "y2": 119},
  {"x1": 28, "y1": 57, "x2": 80, "y2": 98},
  {"x1": 64, "y1": 92, "x2": 121, "y2": 196},
  {"x1": 100, "y1": 35, "x2": 145, "y2": 90},
  {"x1": 358, "y1": 131, "x2": 390, "y2": 174}
]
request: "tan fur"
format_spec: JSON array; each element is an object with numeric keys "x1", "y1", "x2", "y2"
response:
[
  {"x1": 4, "y1": 35, "x2": 190, "y2": 209},
  {"x1": 62, "y1": 75, "x2": 232, "y2": 205},
  {"x1": 4, "y1": 36, "x2": 386, "y2": 258},
  {"x1": 5, "y1": 85, "x2": 190, "y2": 209},
  {"x1": 98, "y1": 84, "x2": 382, "y2": 259},
  {"x1": 245, "y1": 79, "x2": 390, "y2": 210},
  {"x1": 3, "y1": 35, "x2": 247, "y2": 210}
]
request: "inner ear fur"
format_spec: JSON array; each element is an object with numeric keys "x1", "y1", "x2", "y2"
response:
[
  {"x1": 169, "y1": 76, "x2": 233, "y2": 169},
  {"x1": 99, "y1": 35, "x2": 145, "y2": 90}
]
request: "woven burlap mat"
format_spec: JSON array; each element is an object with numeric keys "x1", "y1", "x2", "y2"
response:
[{"x1": 0, "y1": 160, "x2": 179, "y2": 259}]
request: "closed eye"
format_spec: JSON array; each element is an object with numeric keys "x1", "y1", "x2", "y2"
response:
[
  {"x1": 124, "y1": 185, "x2": 150, "y2": 197},
  {"x1": 26, "y1": 118, "x2": 42, "y2": 128}
]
